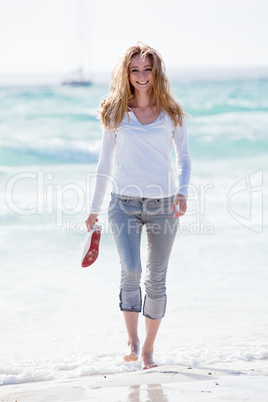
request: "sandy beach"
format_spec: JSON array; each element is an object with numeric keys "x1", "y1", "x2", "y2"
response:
[{"x1": 1, "y1": 363, "x2": 268, "y2": 402}]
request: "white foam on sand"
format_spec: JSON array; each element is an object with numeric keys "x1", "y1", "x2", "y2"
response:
[{"x1": 0, "y1": 363, "x2": 268, "y2": 402}]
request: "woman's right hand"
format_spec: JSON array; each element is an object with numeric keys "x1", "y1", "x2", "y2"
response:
[{"x1": 85, "y1": 213, "x2": 99, "y2": 232}]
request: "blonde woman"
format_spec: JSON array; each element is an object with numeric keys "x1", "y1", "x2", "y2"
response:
[{"x1": 85, "y1": 43, "x2": 191, "y2": 370}]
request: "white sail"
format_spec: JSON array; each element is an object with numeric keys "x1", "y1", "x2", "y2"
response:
[{"x1": 62, "y1": 0, "x2": 92, "y2": 86}]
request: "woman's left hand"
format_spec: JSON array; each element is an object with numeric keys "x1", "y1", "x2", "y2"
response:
[{"x1": 172, "y1": 193, "x2": 187, "y2": 217}]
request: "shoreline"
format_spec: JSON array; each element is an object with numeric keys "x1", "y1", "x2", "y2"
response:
[{"x1": 1, "y1": 363, "x2": 267, "y2": 402}]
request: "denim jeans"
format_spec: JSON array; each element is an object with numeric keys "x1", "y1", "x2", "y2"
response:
[{"x1": 108, "y1": 192, "x2": 179, "y2": 320}]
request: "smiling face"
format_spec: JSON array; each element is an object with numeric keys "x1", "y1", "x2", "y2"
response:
[{"x1": 128, "y1": 55, "x2": 153, "y2": 92}]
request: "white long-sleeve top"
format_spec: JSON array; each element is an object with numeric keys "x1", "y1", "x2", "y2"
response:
[{"x1": 89, "y1": 110, "x2": 191, "y2": 214}]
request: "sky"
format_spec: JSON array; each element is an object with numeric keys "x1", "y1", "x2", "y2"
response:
[{"x1": 0, "y1": 0, "x2": 268, "y2": 77}]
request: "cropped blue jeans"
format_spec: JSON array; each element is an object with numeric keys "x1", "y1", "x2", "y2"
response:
[{"x1": 108, "y1": 192, "x2": 179, "y2": 320}]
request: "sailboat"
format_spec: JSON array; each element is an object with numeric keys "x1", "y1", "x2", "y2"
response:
[
  {"x1": 62, "y1": 0, "x2": 92, "y2": 86},
  {"x1": 62, "y1": 67, "x2": 92, "y2": 87}
]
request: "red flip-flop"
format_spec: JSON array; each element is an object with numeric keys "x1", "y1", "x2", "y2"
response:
[{"x1": 81, "y1": 224, "x2": 102, "y2": 267}]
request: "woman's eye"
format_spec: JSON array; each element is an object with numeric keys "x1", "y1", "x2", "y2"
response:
[{"x1": 130, "y1": 68, "x2": 152, "y2": 73}]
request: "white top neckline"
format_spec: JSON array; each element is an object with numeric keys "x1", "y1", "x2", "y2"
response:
[{"x1": 128, "y1": 107, "x2": 162, "y2": 126}]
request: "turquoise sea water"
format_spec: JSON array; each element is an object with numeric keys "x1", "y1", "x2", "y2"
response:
[
  {"x1": 1, "y1": 80, "x2": 268, "y2": 166},
  {"x1": 0, "y1": 79, "x2": 267, "y2": 385}
]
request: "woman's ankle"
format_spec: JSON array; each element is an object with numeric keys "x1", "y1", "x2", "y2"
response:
[{"x1": 128, "y1": 337, "x2": 140, "y2": 347}]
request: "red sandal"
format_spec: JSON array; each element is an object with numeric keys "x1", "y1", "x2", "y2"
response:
[{"x1": 81, "y1": 224, "x2": 102, "y2": 267}]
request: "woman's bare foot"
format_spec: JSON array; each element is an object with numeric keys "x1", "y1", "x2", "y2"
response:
[
  {"x1": 141, "y1": 350, "x2": 158, "y2": 370},
  {"x1": 123, "y1": 339, "x2": 140, "y2": 362}
]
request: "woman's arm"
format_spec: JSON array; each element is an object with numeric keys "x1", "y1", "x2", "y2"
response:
[
  {"x1": 85, "y1": 128, "x2": 116, "y2": 231},
  {"x1": 171, "y1": 116, "x2": 191, "y2": 217}
]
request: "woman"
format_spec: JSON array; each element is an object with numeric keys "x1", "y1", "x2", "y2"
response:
[{"x1": 85, "y1": 43, "x2": 191, "y2": 370}]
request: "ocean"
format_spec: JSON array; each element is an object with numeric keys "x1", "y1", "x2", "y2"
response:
[{"x1": 0, "y1": 76, "x2": 267, "y2": 386}]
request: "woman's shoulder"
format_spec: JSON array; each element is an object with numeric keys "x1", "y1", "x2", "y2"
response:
[
  {"x1": 162, "y1": 105, "x2": 187, "y2": 131},
  {"x1": 160, "y1": 110, "x2": 176, "y2": 130}
]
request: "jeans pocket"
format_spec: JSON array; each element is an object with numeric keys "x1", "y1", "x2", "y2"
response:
[
  {"x1": 150, "y1": 196, "x2": 173, "y2": 215},
  {"x1": 158, "y1": 196, "x2": 174, "y2": 205}
]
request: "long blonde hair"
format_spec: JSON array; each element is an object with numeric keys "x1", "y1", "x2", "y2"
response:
[{"x1": 99, "y1": 43, "x2": 187, "y2": 131}]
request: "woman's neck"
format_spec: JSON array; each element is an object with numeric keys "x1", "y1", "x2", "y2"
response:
[{"x1": 132, "y1": 90, "x2": 154, "y2": 109}]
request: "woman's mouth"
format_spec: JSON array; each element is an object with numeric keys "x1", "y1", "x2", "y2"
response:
[{"x1": 137, "y1": 81, "x2": 149, "y2": 85}]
